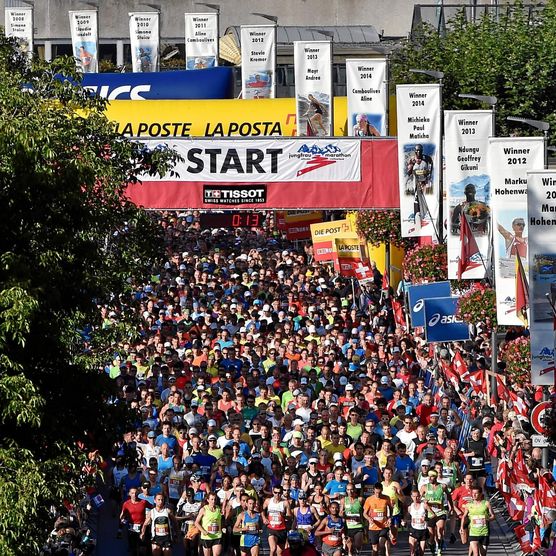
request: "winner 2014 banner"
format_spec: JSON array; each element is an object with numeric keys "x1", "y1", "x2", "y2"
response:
[{"x1": 396, "y1": 84, "x2": 441, "y2": 238}]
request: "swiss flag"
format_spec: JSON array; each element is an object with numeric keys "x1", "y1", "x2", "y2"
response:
[
  {"x1": 495, "y1": 375, "x2": 511, "y2": 403},
  {"x1": 391, "y1": 298, "x2": 406, "y2": 328},
  {"x1": 458, "y1": 212, "x2": 482, "y2": 279},
  {"x1": 509, "y1": 390, "x2": 528, "y2": 417},
  {"x1": 469, "y1": 369, "x2": 486, "y2": 394},
  {"x1": 382, "y1": 270, "x2": 390, "y2": 290},
  {"x1": 354, "y1": 261, "x2": 373, "y2": 283},
  {"x1": 513, "y1": 449, "x2": 534, "y2": 488},
  {"x1": 452, "y1": 350, "x2": 469, "y2": 382},
  {"x1": 514, "y1": 524, "x2": 532, "y2": 553},
  {"x1": 440, "y1": 359, "x2": 459, "y2": 389}
]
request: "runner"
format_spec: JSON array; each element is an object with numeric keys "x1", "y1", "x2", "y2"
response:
[
  {"x1": 195, "y1": 492, "x2": 224, "y2": 556},
  {"x1": 406, "y1": 489, "x2": 429, "y2": 556},
  {"x1": 420, "y1": 470, "x2": 452, "y2": 556},
  {"x1": 460, "y1": 486, "x2": 495, "y2": 556},
  {"x1": 294, "y1": 491, "x2": 319, "y2": 544},
  {"x1": 363, "y1": 482, "x2": 392, "y2": 556},
  {"x1": 451, "y1": 473, "x2": 474, "y2": 544},
  {"x1": 120, "y1": 486, "x2": 151, "y2": 555},
  {"x1": 176, "y1": 487, "x2": 202, "y2": 556},
  {"x1": 234, "y1": 496, "x2": 263, "y2": 556},
  {"x1": 263, "y1": 485, "x2": 292, "y2": 556},
  {"x1": 315, "y1": 500, "x2": 345, "y2": 556},
  {"x1": 341, "y1": 483, "x2": 364, "y2": 556},
  {"x1": 381, "y1": 467, "x2": 403, "y2": 546},
  {"x1": 141, "y1": 493, "x2": 178, "y2": 556}
]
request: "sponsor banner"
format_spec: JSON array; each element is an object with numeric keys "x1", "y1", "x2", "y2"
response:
[
  {"x1": 310, "y1": 219, "x2": 355, "y2": 262},
  {"x1": 129, "y1": 12, "x2": 160, "y2": 73},
  {"x1": 241, "y1": 25, "x2": 276, "y2": 99},
  {"x1": 408, "y1": 281, "x2": 451, "y2": 328},
  {"x1": 106, "y1": 97, "x2": 348, "y2": 137},
  {"x1": 140, "y1": 138, "x2": 360, "y2": 183},
  {"x1": 294, "y1": 41, "x2": 333, "y2": 137},
  {"x1": 424, "y1": 297, "x2": 470, "y2": 342},
  {"x1": 184, "y1": 12, "x2": 219, "y2": 70},
  {"x1": 346, "y1": 58, "x2": 388, "y2": 137},
  {"x1": 79, "y1": 68, "x2": 234, "y2": 100},
  {"x1": 489, "y1": 137, "x2": 544, "y2": 325},
  {"x1": 335, "y1": 238, "x2": 362, "y2": 277},
  {"x1": 445, "y1": 110, "x2": 493, "y2": 279},
  {"x1": 128, "y1": 137, "x2": 399, "y2": 210},
  {"x1": 276, "y1": 211, "x2": 287, "y2": 230},
  {"x1": 528, "y1": 171, "x2": 556, "y2": 385},
  {"x1": 285, "y1": 212, "x2": 323, "y2": 240},
  {"x1": 396, "y1": 84, "x2": 441, "y2": 237},
  {"x1": 69, "y1": 10, "x2": 98, "y2": 73},
  {"x1": 4, "y1": 7, "x2": 33, "y2": 57}
]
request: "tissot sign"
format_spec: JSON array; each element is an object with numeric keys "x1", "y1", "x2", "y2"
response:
[{"x1": 128, "y1": 137, "x2": 399, "y2": 210}]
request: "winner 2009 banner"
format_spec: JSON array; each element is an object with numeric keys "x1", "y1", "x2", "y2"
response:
[
  {"x1": 69, "y1": 10, "x2": 99, "y2": 73},
  {"x1": 445, "y1": 110, "x2": 492, "y2": 279},
  {"x1": 396, "y1": 84, "x2": 441, "y2": 238},
  {"x1": 489, "y1": 137, "x2": 544, "y2": 325}
]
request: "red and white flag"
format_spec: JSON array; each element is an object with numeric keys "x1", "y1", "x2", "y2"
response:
[
  {"x1": 458, "y1": 212, "x2": 482, "y2": 279},
  {"x1": 354, "y1": 261, "x2": 374, "y2": 283},
  {"x1": 391, "y1": 298, "x2": 406, "y2": 328},
  {"x1": 382, "y1": 269, "x2": 390, "y2": 290},
  {"x1": 514, "y1": 524, "x2": 533, "y2": 553},
  {"x1": 469, "y1": 369, "x2": 486, "y2": 394},
  {"x1": 515, "y1": 251, "x2": 530, "y2": 326},
  {"x1": 452, "y1": 350, "x2": 469, "y2": 382}
]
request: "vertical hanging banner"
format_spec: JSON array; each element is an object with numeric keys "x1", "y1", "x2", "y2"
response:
[
  {"x1": 240, "y1": 25, "x2": 276, "y2": 99},
  {"x1": 129, "y1": 12, "x2": 160, "y2": 73},
  {"x1": 489, "y1": 137, "x2": 544, "y2": 325},
  {"x1": 396, "y1": 84, "x2": 441, "y2": 238},
  {"x1": 445, "y1": 110, "x2": 492, "y2": 279},
  {"x1": 69, "y1": 11, "x2": 99, "y2": 73},
  {"x1": 528, "y1": 170, "x2": 556, "y2": 385},
  {"x1": 346, "y1": 58, "x2": 388, "y2": 137},
  {"x1": 184, "y1": 12, "x2": 219, "y2": 70},
  {"x1": 294, "y1": 41, "x2": 333, "y2": 137},
  {"x1": 4, "y1": 7, "x2": 33, "y2": 58}
]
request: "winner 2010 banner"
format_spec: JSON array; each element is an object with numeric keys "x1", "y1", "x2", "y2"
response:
[{"x1": 396, "y1": 84, "x2": 441, "y2": 238}]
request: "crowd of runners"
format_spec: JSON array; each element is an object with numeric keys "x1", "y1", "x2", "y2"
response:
[{"x1": 105, "y1": 211, "x2": 553, "y2": 556}]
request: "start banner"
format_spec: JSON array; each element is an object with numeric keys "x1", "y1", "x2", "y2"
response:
[
  {"x1": 489, "y1": 137, "x2": 544, "y2": 325},
  {"x1": 127, "y1": 137, "x2": 399, "y2": 210},
  {"x1": 528, "y1": 171, "x2": 556, "y2": 385},
  {"x1": 105, "y1": 97, "x2": 348, "y2": 137}
]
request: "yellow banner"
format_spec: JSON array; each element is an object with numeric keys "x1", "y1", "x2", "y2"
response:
[
  {"x1": 335, "y1": 237, "x2": 362, "y2": 258},
  {"x1": 310, "y1": 219, "x2": 354, "y2": 243},
  {"x1": 105, "y1": 97, "x2": 348, "y2": 138},
  {"x1": 285, "y1": 211, "x2": 323, "y2": 224}
]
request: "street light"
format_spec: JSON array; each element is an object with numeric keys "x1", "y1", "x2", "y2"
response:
[
  {"x1": 251, "y1": 12, "x2": 278, "y2": 24},
  {"x1": 409, "y1": 68, "x2": 445, "y2": 244},
  {"x1": 507, "y1": 116, "x2": 550, "y2": 168},
  {"x1": 195, "y1": 3, "x2": 220, "y2": 12}
]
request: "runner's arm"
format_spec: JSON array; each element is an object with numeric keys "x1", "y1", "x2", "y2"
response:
[{"x1": 194, "y1": 507, "x2": 207, "y2": 536}]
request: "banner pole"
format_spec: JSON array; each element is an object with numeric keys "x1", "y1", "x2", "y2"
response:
[{"x1": 438, "y1": 76, "x2": 444, "y2": 244}]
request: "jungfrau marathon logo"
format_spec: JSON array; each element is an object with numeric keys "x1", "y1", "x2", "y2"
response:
[
  {"x1": 536, "y1": 346, "x2": 555, "y2": 375},
  {"x1": 501, "y1": 295, "x2": 516, "y2": 315},
  {"x1": 428, "y1": 313, "x2": 463, "y2": 327},
  {"x1": 292, "y1": 143, "x2": 352, "y2": 177}
]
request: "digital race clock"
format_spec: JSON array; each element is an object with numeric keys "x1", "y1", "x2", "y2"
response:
[{"x1": 199, "y1": 212, "x2": 265, "y2": 229}]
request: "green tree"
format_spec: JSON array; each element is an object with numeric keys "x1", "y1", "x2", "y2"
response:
[
  {"x1": 391, "y1": 1, "x2": 556, "y2": 141},
  {"x1": 0, "y1": 37, "x2": 179, "y2": 554}
]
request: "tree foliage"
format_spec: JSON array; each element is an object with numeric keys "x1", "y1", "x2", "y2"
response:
[
  {"x1": 391, "y1": 1, "x2": 556, "y2": 142},
  {"x1": 0, "y1": 37, "x2": 179, "y2": 554}
]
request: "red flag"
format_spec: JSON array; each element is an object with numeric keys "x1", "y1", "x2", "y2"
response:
[
  {"x1": 495, "y1": 375, "x2": 511, "y2": 402},
  {"x1": 469, "y1": 369, "x2": 486, "y2": 394},
  {"x1": 354, "y1": 260, "x2": 374, "y2": 283},
  {"x1": 458, "y1": 212, "x2": 481, "y2": 279},
  {"x1": 496, "y1": 458, "x2": 511, "y2": 495},
  {"x1": 514, "y1": 524, "x2": 533, "y2": 553},
  {"x1": 452, "y1": 350, "x2": 469, "y2": 382},
  {"x1": 391, "y1": 298, "x2": 405, "y2": 328},
  {"x1": 509, "y1": 390, "x2": 528, "y2": 417},
  {"x1": 382, "y1": 270, "x2": 390, "y2": 290},
  {"x1": 440, "y1": 359, "x2": 459, "y2": 389},
  {"x1": 513, "y1": 449, "x2": 534, "y2": 488},
  {"x1": 537, "y1": 472, "x2": 556, "y2": 520},
  {"x1": 515, "y1": 251, "x2": 529, "y2": 326}
]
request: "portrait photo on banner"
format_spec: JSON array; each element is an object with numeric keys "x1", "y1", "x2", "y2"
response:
[
  {"x1": 496, "y1": 208, "x2": 528, "y2": 279},
  {"x1": 297, "y1": 92, "x2": 330, "y2": 137},
  {"x1": 449, "y1": 175, "x2": 490, "y2": 237}
]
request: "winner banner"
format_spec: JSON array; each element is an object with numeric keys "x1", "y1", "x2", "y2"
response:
[
  {"x1": 445, "y1": 110, "x2": 492, "y2": 279},
  {"x1": 528, "y1": 171, "x2": 556, "y2": 385},
  {"x1": 129, "y1": 12, "x2": 160, "y2": 73},
  {"x1": 396, "y1": 84, "x2": 441, "y2": 238},
  {"x1": 69, "y1": 10, "x2": 98, "y2": 73},
  {"x1": 294, "y1": 41, "x2": 333, "y2": 137},
  {"x1": 346, "y1": 58, "x2": 388, "y2": 136},
  {"x1": 489, "y1": 137, "x2": 544, "y2": 325},
  {"x1": 184, "y1": 12, "x2": 219, "y2": 70},
  {"x1": 241, "y1": 25, "x2": 276, "y2": 99},
  {"x1": 4, "y1": 7, "x2": 33, "y2": 57}
]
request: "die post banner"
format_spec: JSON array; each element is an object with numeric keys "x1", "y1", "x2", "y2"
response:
[
  {"x1": 241, "y1": 25, "x2": 276, "y2": 100},
  {"x1": 184, "y1": 13, "x2": 219, "y2": 70},
  {"x1": 445, "y1": 110, "x2": 492, "y2": 279},
  {"x1": 335, "y1": 237, "x2": 363, "y2": 277},
  {"x1": 129, "y1": 12, "x2": 160, "y2": 73},
  {"x1": 310, "y1": 219, "x2": 356, "y2": 262},
  {"x1": 4, "y1": 7, "x2": 33, "y2": 58},
  {"x1": 527, "y1": 171, "x2": 556, "y2": 385},
  {"x1": 488, "y1": 137, "x2": 544, "y2": 325},
  {"x1": 69, "y1": 11, "x2": 99, "y2": 73},
  {"x1": 346, "y1": 58, "x2": 388, "y2": 137},
  {"x1": 396, "y1": 84, "x2": 441, "y2": 238},
  {"x1": 294, "y1": 41, "x2": 333, "y2": 137}
]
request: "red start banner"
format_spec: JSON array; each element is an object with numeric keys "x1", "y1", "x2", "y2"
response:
[{"x1": 127, "y1": 137, "x2": 399, "y2": 210}]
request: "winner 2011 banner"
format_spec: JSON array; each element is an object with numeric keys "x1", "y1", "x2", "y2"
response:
[
  {"x1": 396, "y1": 84, "x2": 441, "y2": 238},
  {"x1": 184, "y1": 12, "x2": 219, "y2": 70}
]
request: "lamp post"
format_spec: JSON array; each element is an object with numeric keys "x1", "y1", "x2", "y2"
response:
[
  {"x1": 195, "y1": 2, "x2": 220, "y2": 12},
  {"x1": 409, "y1": 68, "x2": 445, "y2": 244},
  {"x1": 507, "y1": 116, "x2": 550, "y2": 169}
]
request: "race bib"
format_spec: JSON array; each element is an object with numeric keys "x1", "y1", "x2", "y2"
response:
[
  {"x1": 269, "y1": 513, "x2": 281, "y2": 526},
  {"x1": 246, "y1": 523, "x2": 258, "y2": 532},
  {"x1": 347, "y1": 518, "x2": 360, "y2": 526},
  {"x1": 131, "y1": 523, "x2": 141, "y2": 533},
  {"x1": 155, "y1": 523, "x2": 169, "y2": 536},
  {"x1": 471, "y1": 457, "x2": 483, "y2": 467},
  {"x1": 373, "y1": 510, "x2": 384, "y2": 519},
  {"x1": 412, "y1": 516, "x2": 425, "y2": 527},
  {"x1": 208, "y1": 522, "x2": 219, "y2": 533},
  {"x1": 328, "y1": 535, "x2": 338, "y2": 542},
  {"x1": 472, "y1": 517, "x2": 486, "y2": 527}
]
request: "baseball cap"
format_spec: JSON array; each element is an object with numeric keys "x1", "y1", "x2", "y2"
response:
[
  {"x1": 207, "y1": 419, "x2": 217, "y2": 427},
  {"x1": 293, "y1": 418, "x2": 305, "y2": 426},
  {"x1": 292, "y1": 431, "x2": 303, "y2": 439},
  {"x1": 189, "y1": 427, "x2": 198, "y2": 435},
  {"x1": 300, "y1": 377, "x2": 308, "y2": 385},
  {"x1": 380, "y1": 376, "x2": 389, "y2": 384},
  {"x1": 333, "y1": 452, "x2": 343, "y2": 461},
  {"x1": 208, "y1": 434, "x2": 217, "y2": 440},
  {"x1": 428, "y1": 470, "x2": 438, "y2": 477},
  {"x1": 421, "y1": 459, "x2": 431, "y2": 466},
  {"x1": 345, "y1": 384, "x2": 354, "y2": 391},
  {"x1": 334, "y1": 461, "x2": 344, "y2": 468},
  {"x1": 309, "y1": 458, "x2": 318, "y2": 464},
  {"x1": 147, "y1": 431, "x2": 156, "y2": 439}
]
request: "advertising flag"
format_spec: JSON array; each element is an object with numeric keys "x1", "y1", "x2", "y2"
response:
[
  {"x1": 241, "y1": 25, "x2": 276, "y2": 99},
  {"x1": 528, "y1": 170, "x2": 556, "y2": 385},
  {"x1": 310, "y1": 219, "x2": 355, "y2": 262},
  {"x1": 284, "y1": 211, "x2": 323, "y2": 240},
  {"x1": 335, "y1": 238, "x2": 362, "y2": 277},
  {"x1": 445, "y1": 110, "x2": 492, "y2": 278},
  {"x1": 396, "y1": 84, "x2": 441, "y2": 237},
  {"x1": 4, "y1": 7, "x2": 33, "y2": 58},
  {"x1": 346, "y1": 58, "x2": 388, "y2": 137},
  {"x1": 515, "y1": 251, "x2": 529, "y2": 326},
  {"x1": 424, "y1": 296, "x2": 470, "y2": 342},
  {"x1": 69, "y1": 11, "x2": 98, "y2": 73},
  {"x1": 129, "y1": 12, "x2": 160, "y2": 73},
  {"x1": 489, "y1": 137, "x2": 544, "y2": 325},
  {"x1": 407, "y1": 281, "x2": 451, "y2": 327},
  {"x1": 294, "y1": 41, "x2": 333, "y2": 137},
  {"x1": 184, "y1": 12, "x2": 219, "y2": 70}
]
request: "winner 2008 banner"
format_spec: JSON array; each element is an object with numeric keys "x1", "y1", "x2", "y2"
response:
[
  {"x1": 489, "y1": 137, "x2": 544, "y2": 325},
  {"x1": 4, "y1": 7, "x2": 33, "y2": 57},
  {"x1": 396, "y1": 84, "x2": 441, "y2": 238},
  {"x1": 445, "y1": 110, "x2": 492, "y2": 279}
]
